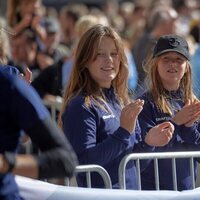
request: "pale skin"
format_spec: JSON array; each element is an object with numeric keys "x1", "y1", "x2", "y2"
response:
[
  {"x1": 145, "y1": 122, "x2": 174, "y2": 147},
  {"x1": 120, "y1": 99, "x2": 144, "y2": 133},
  {"x1": 158, "y1": 52, "x2": 200, "y2": 127},
  {"x1": 87, "y1": 36, "x2": 174, "y2": 147}
]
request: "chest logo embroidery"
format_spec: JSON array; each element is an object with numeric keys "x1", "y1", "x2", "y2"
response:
[
  {"x1": 155, "y1": 116, "x2": 171, "y2": 122},
  {"x1": 102, "y1": 114, "x2": 115, "y2": 119}
]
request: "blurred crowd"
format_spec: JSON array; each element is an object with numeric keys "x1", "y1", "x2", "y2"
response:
[
  {"x1": 1, "y1": 0, "x2": 200, "y2": 193},
  {"x1": 1, "y1": 0, "x2": 200, "y2": 101}
]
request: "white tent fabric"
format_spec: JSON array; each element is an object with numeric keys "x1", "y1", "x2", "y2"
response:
[{"x1": 16, "y1": 176, "x2": 200, "y2": 200}]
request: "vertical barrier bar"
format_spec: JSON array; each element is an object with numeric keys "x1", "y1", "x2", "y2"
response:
[
  {"x1": 154, "y1": 158, "x2": 160, "y2": 190},
  {"x1": 65, "y1": 177, "x2": 69, "y2": 186},
  {"x1": 136, "y1": 158, "x2": 141, "y2": 190},
  {"x1": 75, "y1": 165, "x2": 112, "y2": 189},
  {"x1": 86, "y1": 172, "x2": 91, "y2": 188},
  {"x1": 172, "y1": 158, "x2": 177, "y2": 191},
  {"x1": 118, "y1": 156, "x2": 128, "y2": 189},
  {"x1": 190, "y1": 157, "x2": 195, "y2": 189}
]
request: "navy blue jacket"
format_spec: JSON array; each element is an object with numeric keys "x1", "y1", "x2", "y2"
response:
[
  {"x1": 0, "y1": 67, "x2": 77, "y2": 199},
  {"x1": 62, "y1": 88, "x2": 150, "y2": 189},
  {"x1": 0, "y1": 68, "x2": 49, "y2": 199},
  {"x1": 138, "y1": 90, "x2": 200, "y2": 190}
]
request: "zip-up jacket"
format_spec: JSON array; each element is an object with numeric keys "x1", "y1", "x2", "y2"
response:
[
  {"x1": 62, "y1": 88, "x2": 151, "y2": 189},
  {"x1": 138, "y1": 90, "x2": 200, "y2": 190}
]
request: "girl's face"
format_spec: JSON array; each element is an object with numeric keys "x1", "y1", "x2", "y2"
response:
[
  {"x1": 87, "y1": 36, "x2": 120, "y2": 88},
  {"x1": 157, "y1": 52, "x2": 187, "y2": 90}
]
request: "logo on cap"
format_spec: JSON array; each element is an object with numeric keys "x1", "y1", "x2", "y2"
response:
[{"x1": 168, "y1": 38, "x2": 180, "y2": 47}]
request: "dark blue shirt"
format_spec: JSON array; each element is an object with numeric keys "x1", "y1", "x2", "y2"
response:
[
  {"x1": 138, "y1": 91, "x2": 200, "y2": 190},
  {"x1": 62, "y1": 88, "x2": 145, "y2": 189}
]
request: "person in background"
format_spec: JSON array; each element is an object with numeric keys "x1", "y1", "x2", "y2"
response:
[
  {"x1": 0, "y1": 19, "x2": 32, "y2": 83},
  {"x1": 37, "y1": 16, "x2": 69, "y2": 68},
  {"x1": 0, "y1": 66, "x2": 78, "y2": 200},
  {"x1": 31, "y1": 14, "x2": 104, "y2": 102},
  {"x1": 58, "y1": 4, "x2": 88, "y2": 51},
  {"x1": 138, "y1": 34, "x2": 200, "y2": 190},
  {"x1": 132, "y1": 5, "x2": 178, "y2": 97},
  {"x1": 6, "y1": 0, "x2": 46, "y2": 42},
  {"x1": 10, "y1": 29, "x2": 41, "y2": 80},
  {"x1": 58, "y1": 24, "x2": 174, "y2": 189},
  {"x1": 0, "y1": 18, "x2": 11, "y2": 65},
  {"x1": 190, "y1": 24, "x2": 200, "y2": 98}
]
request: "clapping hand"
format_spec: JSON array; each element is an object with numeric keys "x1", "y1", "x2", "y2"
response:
[
  {"x1": 145, "y1": 122, "x2": 174, "y2": 147},
  {"x1": 120, "y1": 99, "x2": 144, "y2": 134},
  {"x1": 172, "y1": 100, "x2": 200, "y2": 127}
]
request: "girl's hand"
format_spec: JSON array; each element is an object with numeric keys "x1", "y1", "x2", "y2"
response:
[
  {"x1": 145, "y1": 122, "x2": 174, "y2": 147},
  {"x1": 120, "y1": 99, "x2": 144, "y2": 134},
  {"x1": 184, "y1": 111, "x2": 200, "y2": 127},
  {"x1": 172, "y1": 100, "x2": 200, "y2": 125}
]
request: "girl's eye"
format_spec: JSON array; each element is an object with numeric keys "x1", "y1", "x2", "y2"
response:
[
  {"x1": 97, "y1": 53, "x2": 105, "y2": 57},
  {"x1": 111, "y1": 52, "x2": 118, "y2": 57},
  {"x1": 176, "y1": 59, "x2": 184, "y2": 64},
  {"x1": 163, "y1": 58, "x2": 169, "y2": 62},
  {"x1": 160, "y1": 57, "x2": 167, "y2": 63},
  {"x1": 96, "y1": 52, "x2": 118, "y2": 58}
]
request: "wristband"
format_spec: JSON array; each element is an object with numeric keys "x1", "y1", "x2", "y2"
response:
[{"x1": 3, "y1": 152, "x2": 16, "y2": 172}]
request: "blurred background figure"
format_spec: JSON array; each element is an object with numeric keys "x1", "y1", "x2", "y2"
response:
[
  {"x1": 172, "y1": 0, "x2": 198, "y2": 37},
  {"x1": 6, "y1": 0, "x2": 46, "y2": 43},
  {"x1": 31, "y1": 14, "x2": 104, "y2": 102},
  {"x1": 132, "y1": 3, "x2": 178, "y2": 97},
  {"x1": 37, "y1": 16, "x2": 69, "y2": 69},
  {"x1": 0, "y1": 17, "x2": 11, "y2": 65},
  {"x1": 58, "y1": 4, "x2": 88, "y2": 51},
  {"x1": 10, "y1": 29, "x2": 41, "y2": 80},
  {"x1": 190, "y1": 23, "x2": 200, "y2": 98}
]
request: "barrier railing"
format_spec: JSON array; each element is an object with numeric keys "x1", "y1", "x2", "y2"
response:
[
  {"x1": 43, "y1": 97, "x2": 63, "y2": 121},
  {"x1": 42, "y1": 99, "x2": 200, "y2": 191},
  {"x1": 42, "y1": 100, "x2": 112, "y2": 189},
  {"x1": 65, "y1": 164, "x2": 112, "y2": 189},
  {"x1": 118, "y1": 151, "x2": 200, "y2": 190}
]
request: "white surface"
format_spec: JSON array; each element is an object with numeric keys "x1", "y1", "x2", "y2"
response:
[{"x1": 16, "y1": 176, "x2": 200, "y2": 200}]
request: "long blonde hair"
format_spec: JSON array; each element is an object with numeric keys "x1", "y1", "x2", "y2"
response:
[
  {"x1": 59, "y1": 24, "x2": 130, "y2": 128},
  {"x1": 144, "y1": 56, "x2": 197, "y2": 115}
]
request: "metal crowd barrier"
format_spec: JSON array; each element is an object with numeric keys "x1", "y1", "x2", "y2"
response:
[
  {"x1": 42, "y1": 100, "x2": 112, "y2": 189},
  {"x1": 118, "y1": 151, "x2": 200, "y2": 190},
  {"x1": 41, "y1": 99, "x2": 200, "y2": 191},
  {"x1": 65, "y1": 164, "x2": 112, "y2": 189},
  {"x1": 43, "y1": 97, "x2": 63, "y2": 121}
]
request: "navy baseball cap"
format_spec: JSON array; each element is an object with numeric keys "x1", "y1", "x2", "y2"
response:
[{"x1": 153, "y1": 34, "x2": 190, "y2": 60}]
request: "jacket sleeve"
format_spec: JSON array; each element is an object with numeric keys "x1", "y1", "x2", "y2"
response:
[
  {"x1": 62, "y1": 97, "x2": 132, "y2": 166},
  {"x1": 11, "y1": 77, "x2": 78, "y2": 179},
  {"x1": 138, "y1": 99, "x2": 157, "y2": 151},
  {"x1": 178, "y1": 123, "x2": 200, "y2": 145}
]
